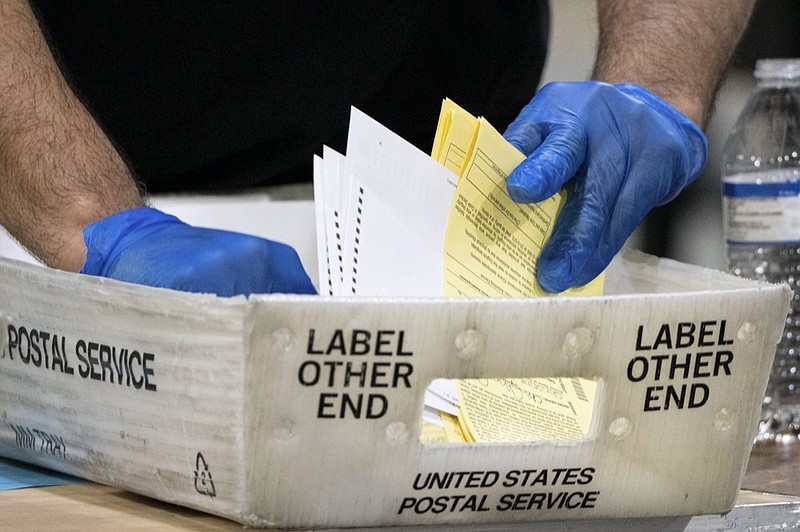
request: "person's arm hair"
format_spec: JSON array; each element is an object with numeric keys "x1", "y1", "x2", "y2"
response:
[
  {"x1": 0, "y1": 0, "x2": 145, "y2": 271},
  {"x1": 592, "y1": 0, "x2": 757, "y2": 128}
]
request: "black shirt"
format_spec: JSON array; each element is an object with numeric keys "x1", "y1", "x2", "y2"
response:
[{"x1": 30, "y1": 1, "x2": 549, "y2": 193}]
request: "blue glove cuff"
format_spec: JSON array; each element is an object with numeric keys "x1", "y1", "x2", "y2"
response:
[
  {"x1": 614, "y1": 83, "x2": 708, "y2": 187},
  {"x1": 81, "y1": 208, "x2": 183, "y2": 276}
]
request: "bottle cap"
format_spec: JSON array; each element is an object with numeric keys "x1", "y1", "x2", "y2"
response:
[{"x1": 755, "y1": 59, "x2": 800, "y2": 83}]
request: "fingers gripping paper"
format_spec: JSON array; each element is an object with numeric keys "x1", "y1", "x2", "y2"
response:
[
  {"x1": 314, "y1": 100, "x2": 604, "y2": 297},
  {"x1": 433, "y1": 99, "x2": 605, "y2": 297}
]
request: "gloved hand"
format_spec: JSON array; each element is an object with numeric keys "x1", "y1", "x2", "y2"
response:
[
  {"x1": 80, "y1": 207, "x2": 316, "y2": 296},
  {"x1": 503, "y1": 82, "x2": 707, "y2": 293}
]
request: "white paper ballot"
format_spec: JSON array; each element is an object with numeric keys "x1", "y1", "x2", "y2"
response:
[
  {"x1": 323, "y1": 146, "x2": 348, "y2": 295},
  {"x1": 344, "y1": 107, "x2": 456, "y2": 247},
  {"x1": 424, "y1": 389, "x2": 459, "y2": 417},
  {"x1": 312, "y1": 155, "x2": 331, "y2": 294},
  {"x1": 314, "y1": 107, "x2": 456, "y2": 297}
]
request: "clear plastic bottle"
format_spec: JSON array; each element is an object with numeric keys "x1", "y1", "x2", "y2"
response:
[{"x1": 722, "y1": 59, "x2": 800, "y2": 443}]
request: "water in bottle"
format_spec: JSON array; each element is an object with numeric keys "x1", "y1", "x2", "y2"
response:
[{"x1": 722, "y1": 59, "x2": 800, "y2": 443}]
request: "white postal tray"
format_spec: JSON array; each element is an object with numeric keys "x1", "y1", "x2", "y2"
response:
[{"x1": 0, "y1": 249, "x2": 791, "y2": 528}]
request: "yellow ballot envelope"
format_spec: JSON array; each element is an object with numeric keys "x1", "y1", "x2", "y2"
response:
[{"x1": 433, "y1": 98, "x2": 604, "y2": 298}]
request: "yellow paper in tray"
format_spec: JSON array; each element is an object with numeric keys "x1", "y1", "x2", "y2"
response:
[
  {"x1": 454, "y1": 378, "x2": 598, "y2": 443},
  {"x1": 432, "y1": 98, "x2": 479, "y2": 177},
  {"x1": 440, "y1": 111, "x2": 604, "y2": 297},
  {"x1": 419, "y1": 422, "x2": 450, "y2": 445},
  {"x1": 441, "y1": 411, "x2": 470, "y2": 443}
]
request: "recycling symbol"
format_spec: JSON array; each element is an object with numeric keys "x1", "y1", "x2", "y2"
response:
[{"x1": 194, "y1": 452, "x2": 216, "y2": 497}]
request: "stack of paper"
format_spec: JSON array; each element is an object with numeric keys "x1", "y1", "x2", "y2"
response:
[
  {"x1": 313, "y1": 100, "x2": 603, "y2": 443},
  {"x1": 313, "y1": 108, "x2": 457, "y2": 297},
  {"x1": 436, "y1": 99, "x2": 605, "y2": 297},
  {"x1": 421, "y1": 377, "x2": 599, "y2": 444},
  {"x1": 313, "y1": 99, "x2": 603, "y2": 298}
]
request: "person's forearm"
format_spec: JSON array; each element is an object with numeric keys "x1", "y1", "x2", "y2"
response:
[
  {"x1": 0, "y1": 0, "x2": 145, "y2": 271},
  {"x1": 592, "y1": 0, "x2": 756, "y2": 128}
]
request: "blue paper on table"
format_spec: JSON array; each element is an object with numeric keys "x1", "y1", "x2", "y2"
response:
[{"x1": 0, "y1": 458, "x2": 84, "y2": 491}]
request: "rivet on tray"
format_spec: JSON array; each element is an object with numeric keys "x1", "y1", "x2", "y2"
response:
[
  {"x1": 713, "y1": 408, "x2": 734, "y2": 431},
  {"x1": 737, "y1": 322, "x2": 756, "y2": 343},
  {"x1": 736, "y1": 321, "x2": 756, "y2": 342},
  {"x1": 562, "y1": 327, "x2": 594, "y2": 359},
  {"x1": 273, "y1": 419, "x2": 295, "y2": 440},
  {"x1": 386, "y1": 421, "x2": 409, "y2": 445},
  {"x1": 454, "y1": 329, "x2": 483, "y2": 361},
  {"x1": 608, "y1": 417, "x2": 633, "y2": 441},
  {"x1": 271, "y1": 327, "x2": 296, "y2": 353}
]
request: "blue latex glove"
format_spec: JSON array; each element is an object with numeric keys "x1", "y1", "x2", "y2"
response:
[
  {"x1": 503, "y1": 82, "x2": 707, "y2": 293},
  {"x1": 80, "y1": 208, "x2": 316, "y2": 296}
]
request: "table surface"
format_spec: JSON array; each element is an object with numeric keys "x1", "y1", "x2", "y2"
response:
[
  {"x1": 739, "y1": 440, "x2": 800, "y2": 496},
  {"x1": 1, "y1": 442, "x2": 798, "y2": 531}
]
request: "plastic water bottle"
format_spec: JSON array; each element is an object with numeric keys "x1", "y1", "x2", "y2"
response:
[{"x1": 722, "y1": 59, "x2": 800, "y2": 443}]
